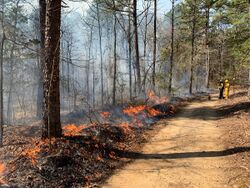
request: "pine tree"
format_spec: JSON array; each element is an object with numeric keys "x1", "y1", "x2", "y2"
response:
[{"x1": 42, "y1": 0, "x2": 62, "y2": 138}]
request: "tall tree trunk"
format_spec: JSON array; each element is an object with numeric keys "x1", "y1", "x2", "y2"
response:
[
  {"x1": 169, "y1": 0, "x2": 174, "y2": 94},
  {"x1": 112, "y1": 14, "x2": 117, "y2": 105},
  {"x1": 96, "y1": 3, "x2": 104, "y2": 106},
  {"x1": 7, "y1": 62, "x2": 13, "y2": 125},
  {"x1": 152, "y1": 0, "x2": 157, "y2": 89},
  {"x1": 87, "y1": 27, "x2": 93, "y2": 103},
  {"x1": 128, "y1": 0, "x2": 132, "y2": 101},
  {"x1": 39, "y1": 0, "x2": 46, "y2": 135},
  {"x1": 247, "y1": 2, "x2": 250, "y2": 96},
  {"x1": 219, "y1": 44, "x2": 224, "y2": 79},
  {"x1": 0, "y1": 0, "x2": 5, "y2": 147},
  {"x1": 142, "y1": 0, "x2": 149, "y2": 93},
  {"x1": 37, "y1": 48, "x2": 43, "y2": 119},
  {"x1": 36, "y1": 0, "x2": 47, "y2": 119},
  {"x1": 7, "y1": 0, "x2": 20, "y2": 125},
  {"x1": 68, "y1": 38, "x2": 73, "y2": 110},
  {"x1": 189, "y1": 0, "x2": 197, "y2": 95},
  {"x1": 0, "y1": 35, "x2": 4, "y2": 147},
  {"x1": 60, "y1": 32, "x2": 64, "y2": 107},
  {"x1": 205, "y1": 4, "x2": 210, "y2": 89},
  {"x1": 133, "y1": 0, "x2": 141, "y2": 94},
  {"x1": 248, "y1": 69, "x2": 250, "y2": 96},
  {"x1": 66, "y1": 45, "x2": 70, "y2": 110},
  {"x1": 43, "y1": 0, "x2": 62, "y2": 138},
  {"x1": 92, "y1": 62, "x2": 95, "y2": 107}
]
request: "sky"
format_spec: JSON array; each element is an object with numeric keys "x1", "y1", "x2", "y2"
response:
[
  {"x1": 27, "y1": 0, "x2": 173, "y2": 18},
  {"x1": 66, "y1": 0, "x2": 173, "y2": 17}
]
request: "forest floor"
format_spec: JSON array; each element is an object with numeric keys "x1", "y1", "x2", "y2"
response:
[{"x1": 102, "y1": 92, "x2": 250, "y2": 188}]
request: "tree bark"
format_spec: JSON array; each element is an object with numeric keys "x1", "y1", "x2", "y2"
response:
[
  {"x1": 112, "y1": 14, "x2": 117, "y2": 105},
  {"x1": 0, "y1": 0, "x2": 5, "y2": 147},
  {"x1": 205, "y1": 4, "x2": 210, "y2": 89},
  {"x1": 169, "y1": 0, "x2": 174, "y2": 94},
  {"x1": 43, "y1": 0, "x2": 62, "y2": 138},
  {"x1": 39, "y1": 0, "x2": 46, "y2": 135},
  {"x1": 133, "y1": 0, "x2": 141, "y2": 94},
  {"x1": 7, "y1": 57, "x2": 13, "y2": 125},
  {"x1": 219, "y1": 43, "x2": 224, "y2": 79},
  {"x1": 7, "y1": 0, "x2": 20, "y2": 125},
  {"x1": 92, "y1": 62, "x2": 95, "y2": 107},
  {"x1": 189, "y1": 0, "x2": 197, "y2": 95},
  {"x1": 96, "y1": 3, "x2": 104, "y2": 106},
  {"x1": 142, "y1": 1, "x2": 149, "y2": 93},
  {"x1": 86, "y1": 27, "x2": 93, "y2": 103},
  {"x1": 152, "y1": 0, "x2": 157, "y2": 89},
  {"x1": 37, "y1": 50, "x2": 44, "y2": 119},
  {"x1": 248, "y1": 69, "x2": 250, "y2": 96},
  {"x1": 0, "y1": 35, "x2": 4, "y2": 147},
  {"x1": 128, "y1": 0, "x2": 132, "y2": 101},
  {"x1": 37, "y1": 0, "x2": 46, "y2": 119}
]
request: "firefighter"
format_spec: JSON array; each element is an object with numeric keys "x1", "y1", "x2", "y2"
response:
[
  {"x1": 218, "y1": 80, "x2": 224, "y2": 99},
  {"x1": 224, "y1": 79, "x2": 230, "y2": 99}
]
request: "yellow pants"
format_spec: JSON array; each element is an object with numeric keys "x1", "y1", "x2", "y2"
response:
[{"x1": 224, "y1": 88, "x2": 229, "y2": 99}]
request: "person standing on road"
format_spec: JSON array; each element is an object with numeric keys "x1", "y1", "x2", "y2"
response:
[
  {"x1": 224, "y1": 79, "x2": 230, "y2": 99},
  {"x1": 219, "y1": 80, "x2": 224, "y2": 99}
]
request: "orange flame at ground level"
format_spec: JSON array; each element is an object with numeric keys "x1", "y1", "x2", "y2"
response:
[
  {"x1": 63, "y1": 124, "x2": 86, "y2": 136},
  {"x1": 147, "y1": 108, "x2": 162, "y2": 117},
  {"x1": 122, "y1": 104, "x2": 164, "y2": 118},
  {"x1": 123, "y1": 105, "x2": 146, "y2": 116},
  {"x1": 22, "y1": 143, "x2": 41, "y2": 165},
  {"x1": 0, "y1": 163, "x2": 5, "y2": 175}
]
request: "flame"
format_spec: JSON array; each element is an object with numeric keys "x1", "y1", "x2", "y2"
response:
[
  {"x1": 63, "y1": 124, "x2": 85, "y2": 136},
  {"x1": 0, "y1": 163, "x2": 5, "y2": 175},
  {"x1": 22, "y1": 142, "x2": 41, "y2": 165},
  {"x1": 123, "y1": 105, "x2": 146, "y2": 116},
  {"x1": 147, "y1": 108, "x2": 162, "y2": 116},
  {"x1": 147, "y1": 90, "x2": 168, "y2": 104},
  {"x1": 100, "y1": 111, "x2": 111, "y2": 118}
]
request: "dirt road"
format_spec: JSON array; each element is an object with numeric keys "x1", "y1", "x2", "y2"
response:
[{"x1": 102, "y1": 97, "x2": 240, "y2": 188}]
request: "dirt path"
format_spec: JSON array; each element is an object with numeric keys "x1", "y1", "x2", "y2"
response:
[{"x1": 102, "y1": 97, "x2": 234, "y2": 188}]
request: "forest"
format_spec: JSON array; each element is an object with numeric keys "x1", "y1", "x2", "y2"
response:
[{"x1": 0, "y1": 0, "x2": 249, "y2": 187}]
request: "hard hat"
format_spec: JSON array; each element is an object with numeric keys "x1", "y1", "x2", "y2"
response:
[{"x1": 225, "y1": 79, "x2": 229, "y2": 83}]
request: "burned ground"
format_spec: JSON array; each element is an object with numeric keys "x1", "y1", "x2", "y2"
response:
[{"x1": 0, "y1": 92, "x2": 184, "y2": 188}]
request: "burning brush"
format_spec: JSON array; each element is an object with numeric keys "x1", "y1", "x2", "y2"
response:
[{"x1": 0, "y1": 163, "x2": 6, "y2": 185}]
